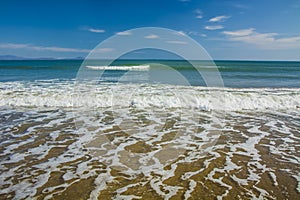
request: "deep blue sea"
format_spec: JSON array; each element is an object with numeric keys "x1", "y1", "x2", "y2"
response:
[{"x1": 0, "y1": 60, "x2": 299, "y2": 87}]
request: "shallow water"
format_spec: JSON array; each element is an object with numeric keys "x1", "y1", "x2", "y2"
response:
[{"x1": 0, "y1": 104, "x2": 299, "y2": 199}]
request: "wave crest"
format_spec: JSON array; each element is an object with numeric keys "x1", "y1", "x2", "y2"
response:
[
  {"x1": 85, "y1": 65, "x2": 150, "y2": 71},
  {"x1": 0, "y1": 81, "x2": 299, "y2": 111}
]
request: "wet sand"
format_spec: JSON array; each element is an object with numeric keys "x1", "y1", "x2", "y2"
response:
[{"x1": 0, "y1": 108, "x2": 299, "y2": 199}]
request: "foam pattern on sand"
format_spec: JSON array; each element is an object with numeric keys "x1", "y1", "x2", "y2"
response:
[{"x1": 0, "y1": 107, "x2": 299, "y2": 199}]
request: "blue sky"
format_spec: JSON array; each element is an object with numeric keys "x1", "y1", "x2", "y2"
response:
[{"x1": 0, "y1": 0, "x2": 299, "y2": 60}]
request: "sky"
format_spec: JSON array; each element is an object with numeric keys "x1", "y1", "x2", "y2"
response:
[{"x1": 0, "y1": 0, "x2": 299, "y2": 60}]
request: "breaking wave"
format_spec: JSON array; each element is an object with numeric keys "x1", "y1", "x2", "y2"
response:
[{"x1": 0, "y1": 80, "x2": 299, "y2": 111}]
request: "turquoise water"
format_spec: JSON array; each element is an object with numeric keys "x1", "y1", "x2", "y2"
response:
[{"x1": 0, "y1": 60, "x2": 299, "y2": 87}]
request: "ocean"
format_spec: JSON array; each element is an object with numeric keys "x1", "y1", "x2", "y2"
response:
[
  {"x1": 0, "y1": 60, "x2": 299, "y2": 199},
  {"x1": 0, "y1": 60, "x2": 299, "y2": 87}
]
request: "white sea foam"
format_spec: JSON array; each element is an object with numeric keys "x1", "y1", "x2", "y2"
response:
[
  {"x1": 293, "y1": 174, "x2": 300, "y2": 193},
  {"x1": 269, "y1": 172, "x2": 278, "y2": 186},
  {"x1": 85, "y1": 65, "x2": 150, "y2": 71},
  {"x1": 0, "y1": 81, "x2": 299, "y2": 111},
  {"x1": 0, "y1": 105, "x2": 299, "y2": 199}
]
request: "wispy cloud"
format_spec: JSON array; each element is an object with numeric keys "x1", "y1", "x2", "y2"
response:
[
  {"x1": 208, "y1": 15, "x2": 230, "y2": 22},
  {"x1": 175, "y1": 31, "x2": 206, "y2": 37},
  {"x1": 205, "y1": 25, "x2": 224, "y2": 30},
  {"x1": 87, "y1": 28, "x2": 105, "y2": 33},
  {"x1": 173, "y1": 31, "x2": 186, "y2": 36},
  {"x1": 195, "y1": 9, "x2": 203, "y2": 19},
  {"x1": 178, "y1": 0, "x2": 190, "y2": 2},
  {"x1": 166, "y1": 40, "x2": 187, "y2": 44},
  {"x1": 223, "y1": 28, "x2": 277, "y2": 44},
  {"x1": 0, "y1": 43, "x2": 29, "y2": 49},
  {"x1": 187, "y1": 31, "x2": 207, "y2": 37},
  {"x1": 145, "y1": 34, "x2": 159, "y2": 39},
  {"x1": 223, "y1": 28, "x2": 255, "y2": 36},
  {"x1": 116, "y1": 31, "x2": 132, "y2": 36},
  {"x1": 277, "y1": 36, "x2": 300, "y2": 43},
  {"x1": 94, "y1": 48, "x2": 114, "y2": 52},
  {"x1": 0, "y1": 43, "x2": 91, "y2": 53},
  {"x1": 223, "y1": 28, "x2": 300, "y2": 49}
]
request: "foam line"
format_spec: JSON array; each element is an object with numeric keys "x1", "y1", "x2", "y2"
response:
[{"x1": 85, "y1": 65, "x2": 150, "y2": 71}]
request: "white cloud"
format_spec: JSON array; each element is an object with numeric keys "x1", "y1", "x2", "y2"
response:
[
  {"x1": 166, "y1": 40, "x2": 187, "y2": 44},
  {"x1": 223, "y1": 28, "x2": 276, "y2": 44},
  {"x1": 32, "y1": 46, "x2": 89, "y2": 52},
  {"x1": 145, "y1": 34, "x2": 159, "y2": 39},
  {"x1": 0, "y1": 43, "x2": 29, "y2": 49},
  {"x1": 116, "y1": 31, "x2": 132, "y2": 36},
  {"x1": 277, "y1": 36, "x2": 300, "y2": 43},
  {"x1": 0, "y1": 43, "x2": 90, "y2": 53},
  {"x1": 230, "y1": 33, "x2": 277, "y2": 43},
  {"x1": 209, "y1": 15, "x2": 230, "y2": 22},
  {"x1": 223, "y1": 28, "x2": 254, "y2": 36},
  {"x1": 205, "y1": 25, "x2": 224, "y2": 30},
  {"x1": 173, "y1": 31, "x2": 186, "y2": 36},
  {"x1": 88, "y1": 28, "x2": 105, "y2": 33},
  {"x1": 94, "y1": 48, "x2": 114, "y2": 52},
  {"x1": 223, "y1": 28, "x2": 300, "y2": 49},
  {"x1": 187, "y1": 31, "x2": 206, "y2": 37},
  {"x1": 195, "y1": 9, "x2": 203, "y2": 19}
]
